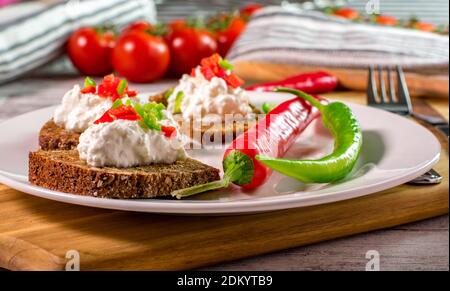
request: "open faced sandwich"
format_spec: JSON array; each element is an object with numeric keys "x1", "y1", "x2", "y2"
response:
[
  {"x1": 30, "y1": 77, "x2": 220, "y2": 198},
  {"x1": 39, "y1": 74, "x2": 138, "y2": 150},
  {"x1": 150, "y1": 54, "x2": 261, "y2": 145}
]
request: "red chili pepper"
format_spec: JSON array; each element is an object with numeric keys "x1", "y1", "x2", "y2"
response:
[
  {"x1": 246, "y1": 71, "x2": 338, "y2": 94},
  {"x1": 171, "y1": 95, "x2": 323, "y2": 198}
]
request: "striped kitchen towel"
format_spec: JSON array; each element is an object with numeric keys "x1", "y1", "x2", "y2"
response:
[
  {"x1": 228, "y1": 6, "x2": 449, "y2": 70},
  {"x1": 0, "y1": 0, "x2": 156, "y2": 84}
]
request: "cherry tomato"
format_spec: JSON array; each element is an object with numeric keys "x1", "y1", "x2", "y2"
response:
[
  {"x1": 166, "y1": 28, "x2": 217, "y2": 76},
  {"x1": 240, "y1": 3, "x2": 263, "y2": 17},
  {"x1": 215, "y1": 17, "x2": 246, "y2": 57},
  {"x1": 414, "y1": 21, "x2": 436, "y2": 32},
  {"x1": 375, "y1": 15, "x2": 398, "y2": 26},
  {"x1": 112, "y1": 31, "x2": 170, "y2": 83},
  {"x1": 168, "y1": 19, "x2": 187, "y2": 32},
  {"x1": 122, "y1": 21, "x2": 152, "y2": 34},
  {"x1": 67, "y1": 27, "x2": 116, "y2": 76},
  {"x1": 333, "y1": 8, "x2": 359, "y2": 20}
]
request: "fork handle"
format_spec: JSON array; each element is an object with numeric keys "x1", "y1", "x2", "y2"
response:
[{"x1": 408, "y1": 169, "x2": 443, "y2": 185}]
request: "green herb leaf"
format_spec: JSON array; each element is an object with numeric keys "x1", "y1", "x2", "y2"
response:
[
  {"x1": 262, "y1": 102, "x2": 277, "y2": 114},
  {"x1": 223, "y1": 150, "x2": 254, "y2": 185},
  {"x1": 173, "y1": 91, "x2": 184, "y2": 114},
  {"x1": 219, "y1": 59, "x2": 234, "y2": 71},
  {"x1": 125, "y1": 99, "x2": 132, "y2": 106},
  {"x1": 116, "y1": 79, "x2": 127, "y2": 95},
  {"x1": 164, "y1": 87, "x2": 175, "y2": 99},
  {"x1": 111, "y1": 99, "x2": 123, "y2": 109},
  {"x1": 84, "y1": 77, "x2": 96, "y2": 88}
]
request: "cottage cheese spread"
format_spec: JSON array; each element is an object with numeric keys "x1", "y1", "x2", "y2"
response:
[
  {"x1": 77, "y1": 117, "x2": 186, "y2": 168},
  {"x1": 54, "y1": 85, "x2": 113, "y2": 133},
  {"x1": 167, "y1": 68, "x2": 253, "y2": 120}
]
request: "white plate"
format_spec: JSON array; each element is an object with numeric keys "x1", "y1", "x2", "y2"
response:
[{"x1": 0, "y1": 92, "x2": 441, "y2": 215}]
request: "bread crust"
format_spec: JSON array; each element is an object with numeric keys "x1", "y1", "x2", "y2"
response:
[
  {"x1": 29, "y1": 150, "x2": 220, "y2": 198},
  {"x1": 39, "y1": 119, "x2": 80, "y2": 150}
]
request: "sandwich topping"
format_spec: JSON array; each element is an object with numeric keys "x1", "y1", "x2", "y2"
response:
[
  {"x1": 54, "y1": 75, "x2": 137, "y2": 133},
  {"x1": 77, "y1": 100, "x2": 186, "y2": 168},
  {"x1": 166, "y1": 54, "x2": 253, "y2": 120}
]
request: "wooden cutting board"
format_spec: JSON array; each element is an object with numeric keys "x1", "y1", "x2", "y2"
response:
[{"x1": 0, "y1": 94, "x2": 448, "y2": 271}]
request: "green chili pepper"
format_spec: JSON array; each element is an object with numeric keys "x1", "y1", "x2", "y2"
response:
[{"x1": 255, "y1": 88, "x2": 363, "y2": 183}]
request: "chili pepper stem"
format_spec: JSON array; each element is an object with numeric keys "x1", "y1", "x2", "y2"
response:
[
  {"x1": 171, "y1": 150, "x2": 254, "y2": 199},
  {"x1": 275, "y1": 87, "x2": 325, "y2": 110},
  {"x1": 170, "y1": 160, "x2": 242, "y2": 199},
  {"x1": 171, "y1": 176, "x2": 231, "y2": 199}
]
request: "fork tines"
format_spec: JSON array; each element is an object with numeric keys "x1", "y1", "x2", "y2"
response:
[{"x1": 367, "y1": 65, "x2": 413, "y2": 116}]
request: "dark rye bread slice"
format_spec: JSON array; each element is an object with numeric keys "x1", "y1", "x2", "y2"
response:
[
  {"x1": 39, "y1": 119, "x2": 80, "y2": 150},
  {"x1": 29, "y1": 150, "x2": 220, "y2": 198},
  {"x1": 149, "y1": 92, "x2": 261, "y2": 144}
]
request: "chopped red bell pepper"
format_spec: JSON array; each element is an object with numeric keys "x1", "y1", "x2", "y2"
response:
[
  {"x1": 108, "y1": 105, "x2": 138, "y2": 117},
  {"x1": 161, "y1": 125, "x2": 176, "y2": 138},
  {"x1": 80, "y1": 85, "x2": 96, "y2": 94},
  {"x1": 196, "y1": 54, "x2": 244, "y2": 88},
  {"x1": 126, "y1": 90, "x2": 138, "y2": 97},
  {"x1": 94, "y1": 105, "x2": 141, "y2": 124},
  {"x1": 80, "y1": 74, "x2": 138, "y2": 100},
  {"x1": 94, "y1": 111, "x2": 115, "y2": 124},
  {"x1": 200, "y1": 66, "x2": 216, "y2": 81},
  {"x1": 222, "y1": 73, "x2": 244, "y2": 88}
]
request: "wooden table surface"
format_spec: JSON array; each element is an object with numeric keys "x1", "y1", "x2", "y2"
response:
[{"x1": 0, "y1": 76, "x2": 448, "y2": 271}]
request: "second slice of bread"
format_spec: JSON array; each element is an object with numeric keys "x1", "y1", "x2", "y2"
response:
[{"x1": 39, "y1": 119, "x2": 80, "y2": 150}]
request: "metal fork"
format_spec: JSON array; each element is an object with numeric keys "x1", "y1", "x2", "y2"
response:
[{"x1": 367, "y1": 65, "x2": 442, "y2": 185}]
